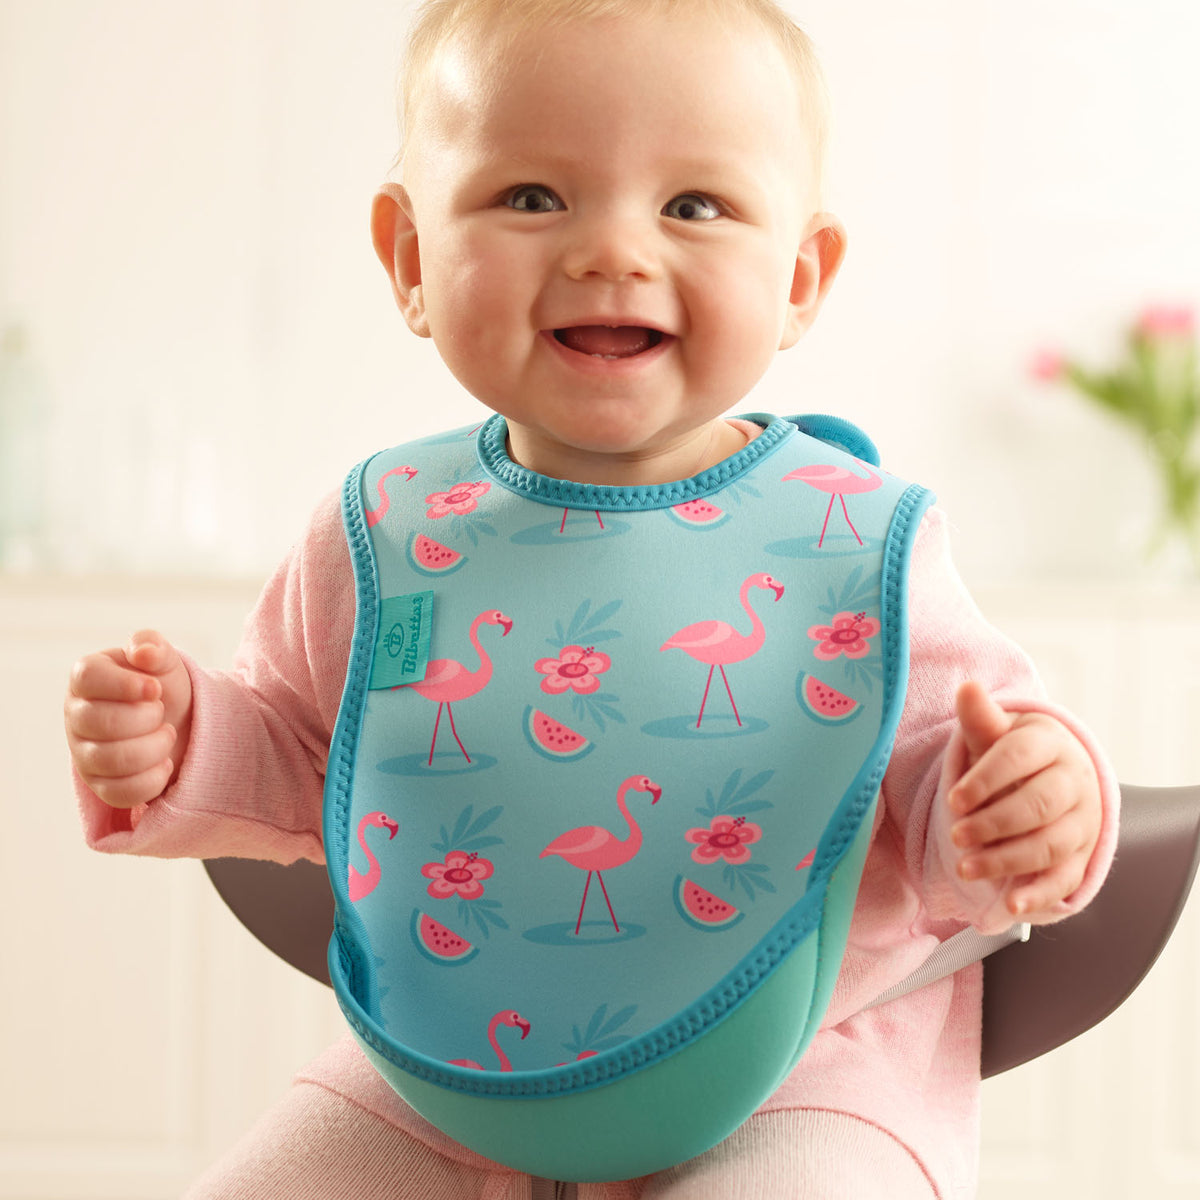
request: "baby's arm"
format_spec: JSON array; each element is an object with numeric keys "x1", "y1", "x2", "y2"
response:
[
  {"x1": 64, "y1": 492, "x2": 352, "y2": 863},
  {"x1": 943, "y1": 680, "x2": 1101, "y2": 923},
  {"x1": 884, "y1": 508, "x2": 1118, "y2": 936}
]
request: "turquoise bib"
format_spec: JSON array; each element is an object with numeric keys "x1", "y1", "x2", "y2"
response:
[{"x1": 324, "y1": 413, "x2": 933, "y2": 1180}]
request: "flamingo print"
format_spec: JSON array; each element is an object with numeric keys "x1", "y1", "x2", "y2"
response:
[
  {"x1": 559, "y1": 508, "x2": 605, "y2": 533},
  {"x1": 660, "y1": 573, "x2": 784, "y2": 728},
  {"x1": 782, "y1": 463, "x2": 882, "y2": 547},
  {"x1": 540, "y1": 775, "x2": 662, "y2": 934},
  {"x1": 348, "y1": 811, "x2": 398, "y2": 901},
  {"x1": 364, "y1": 465, "x2": 418, "y2": 527},
  {"x1": 449, "y1": 1009, "x2": 531, "y2": 1071},
  {"x1": 406, "y1": 609, "x2": 512, "y2": 765}
]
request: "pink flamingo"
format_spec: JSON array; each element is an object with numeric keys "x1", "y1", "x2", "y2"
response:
[
  {"x1": 450, "y1": 1009, "x2": 531, "y2": 1071},
  {"x1": 555, "y1": 1050, "x2": 599, "y2": 1066},
  {"x1": 559, "y1": 508, "x2": 605, "y2": 533},
  {"x1": 783, "y1": 463, "x2": 882, "y2": 547},
  {"x1": 365, "y1": 465, "x2": 418, "y2": 527},
  {"x1": 540, "y1": 775, "x2": 662, "y2": 934},
  {"x1": 407, "y1": 609, "x2": 512, "y2": 765},
  {"x1": 660, "y1": 573, "x2": 784, "y2": 728},
  {"x1": 348, "y1": 811, "x2": 398, "y2": 901}
]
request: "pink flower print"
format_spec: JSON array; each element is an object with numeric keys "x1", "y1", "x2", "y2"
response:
[
  {"x1": 425, "y1": 481, "x2": 490, "y2": 519},
  {"x1": 808, "y1": 611, "x2": 880, "y2": 661},
  {"x1": 686, "y1": 815, "x2": 762, "y2": 866},
  {"x1": 422, "y1": 850, "x2": 494, "y2": 900},
  {"x1": 534, "y1": 644, "x2": 611, "y2": 695}
]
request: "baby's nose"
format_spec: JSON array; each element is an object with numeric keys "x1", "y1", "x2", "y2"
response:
[{"x1": 561, "y1": 213, "x2": 660, "y2": 283}]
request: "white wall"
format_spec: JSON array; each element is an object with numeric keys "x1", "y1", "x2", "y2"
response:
[
  {"x1": 3, "y1": 0, "x2": 1198, "y2": 586},
  {"x1": 809, "y1": 0, "x2": 1200, "y2": 584}
]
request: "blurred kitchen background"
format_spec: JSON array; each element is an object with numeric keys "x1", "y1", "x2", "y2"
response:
[{"x1": 2, "y1": 2, "x2": 1198, "y2": 1197}]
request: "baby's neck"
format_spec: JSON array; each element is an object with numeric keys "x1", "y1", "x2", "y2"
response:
[{"x1": 506, "y1": 419, "x2": 756, "y2": 488}]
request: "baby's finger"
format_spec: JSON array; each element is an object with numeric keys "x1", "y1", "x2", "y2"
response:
[
  {"x1": 72, "y1": 724, "x2": 178, "y2": 785},
  {"x1": 955, "y1": 681, "x2": 1014, "y2": 761},
  {"x1": 948, "y1": 718, "x2": 1060, "y2": 816},
  {"x1": 65, "y1": 696, "x2": 165, "y2": 743},
  {"x1": 69, "y1": 650, "x2": 160, "y2": 703},
  {"x1": 951, "y1": 764, "x2": 1075, "y2": 850},
  {"x1": 126, "y1": 629, "x2": 182, "y2": 678},
  {"x1": 88, "y1": 758, "x2": 177, "y2": 810},
  {"x1": 958, "y1": 808, "x2": 1090, "y2": 883},
  {"x1": 1006, "y1": 859, "x2": 1086, "y2": 920}
]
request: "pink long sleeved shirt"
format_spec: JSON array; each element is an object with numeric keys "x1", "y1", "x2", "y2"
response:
[{"x1": 77, "y1": 489, "x2": 1119, "y2": 1199}]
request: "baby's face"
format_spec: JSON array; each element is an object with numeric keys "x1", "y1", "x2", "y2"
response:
[{"x1": 396, "y1": 11, "x2": 833, "y2": 482}]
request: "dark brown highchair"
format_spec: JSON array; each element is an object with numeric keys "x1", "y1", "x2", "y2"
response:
[{"x1": 204, "y1": 782, "x2": 1200, "y2": 1196}]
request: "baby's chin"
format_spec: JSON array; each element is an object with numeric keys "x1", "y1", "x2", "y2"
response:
[{"x1": 503, "y1": 413, "x2": 738, "y2": 487}]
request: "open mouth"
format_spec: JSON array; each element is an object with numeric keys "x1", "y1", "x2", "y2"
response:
[{"x1": 553, "y1": 326, "x2": 665, "y2": 360}]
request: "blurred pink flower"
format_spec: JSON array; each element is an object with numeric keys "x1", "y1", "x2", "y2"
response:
[
  {"x1": 1136, "y1": 305, "x2": 1195, "y2": 341},
  {"x1": 1029, "y1": 348, "x2": 1065, "y2": 382},
  {"x1": 1030, "y1": 303, "x2": 1200, "y2": 570}
]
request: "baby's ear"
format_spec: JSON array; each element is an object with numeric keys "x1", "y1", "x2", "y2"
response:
[
  {"x1": 371, "y1": 183, "x2": 430, "y2": 338},
  {"x1": 780, "y1": 214, "x2": 847, "y2": 350}
]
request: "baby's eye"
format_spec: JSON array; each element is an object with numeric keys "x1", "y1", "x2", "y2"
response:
[
  {"x1": 662, "y1": 193, "x2": 721, "y2": 222},
  {"x1": 505, "y1": 185, "x2": 564, "y2": 214}
]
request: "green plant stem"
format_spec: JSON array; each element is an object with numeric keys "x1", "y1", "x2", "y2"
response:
[{"x1": 1148, "y1": 449, "x2": 1200, "y2": 570}]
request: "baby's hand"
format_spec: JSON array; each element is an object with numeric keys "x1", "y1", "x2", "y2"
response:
[
  {"x1": 64, "y1": 630, "x2": 193, "y2": 809},
  {"x1": 947, "y1": 681, "x2": 1101, "y2": 923}
]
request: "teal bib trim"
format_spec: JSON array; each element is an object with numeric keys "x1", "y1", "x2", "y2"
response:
[
  {"x1": 476, "y1": 411, "x2": 797, "y2": 510},
  {"x1": 788, "y1": 412, "x2": 880, "y2": 467},
  {"x1": 323, "y1": 414, "x2": 934, "y2": 1178}
]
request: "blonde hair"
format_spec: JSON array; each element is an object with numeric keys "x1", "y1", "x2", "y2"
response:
[{"x1": 394, "y1": 0, "x2": 830, "y2": 201}]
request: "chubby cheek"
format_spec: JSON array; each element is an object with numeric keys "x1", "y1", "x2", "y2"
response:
[
  {"x1": 423, "y1": 257, "x2": 520, "y2": 383},
  {"x1": 684, "y1": 268, "x2": 790, "y2": 397}
]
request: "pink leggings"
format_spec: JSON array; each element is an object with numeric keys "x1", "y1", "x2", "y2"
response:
[{"x1": 183, "y1": 1079, "x2": 937, "y2": 1199}]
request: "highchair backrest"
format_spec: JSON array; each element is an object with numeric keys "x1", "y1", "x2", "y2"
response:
[
  {"x1": 980, "y1": 782, "x2": 1200, "y2": 1076},
  {"x1": 203, "y1": 782, "x2": 1200, "y2": 1080}
]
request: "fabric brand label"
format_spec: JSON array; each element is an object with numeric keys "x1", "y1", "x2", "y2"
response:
[{"x1": 369, "y1": 591, "x2": 434, "y2": 688}]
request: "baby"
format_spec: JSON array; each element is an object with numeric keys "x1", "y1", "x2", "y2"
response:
[{"x1": 65, "y1": 1, "x2": 1117, "y2": 1197}]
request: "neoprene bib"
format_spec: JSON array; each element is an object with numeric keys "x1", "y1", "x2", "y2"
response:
[{"x1": 324, "y1": 413, "x2": 933, "y2": 1181}]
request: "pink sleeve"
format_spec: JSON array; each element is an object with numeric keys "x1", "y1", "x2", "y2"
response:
[
  {"x1": 882, "y1": 508, "x2": 1120, "y2": 934},
  {"x1": 75, "y1": 491, "x2": 353, "y2": 865}
]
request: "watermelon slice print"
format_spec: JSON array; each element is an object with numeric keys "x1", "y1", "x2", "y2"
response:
[
  {"x1": 796, "y1": 672, "x2": 861, "y2": 725},
  {"x1": 673, "y1": 876, "x2": 744, "y2": 931},
  {"x1": 522, "y1": 706, "x2": 594, "y2": 762},
  {"x1": 407, "y1": 533, "x2": 466, "y2": 577},
  {"x1": 411, "y1": 909, "x2": 479, "y2": 965},
  {"x1": 667, "y1": 498, "x2": 730, "y2": 530}
]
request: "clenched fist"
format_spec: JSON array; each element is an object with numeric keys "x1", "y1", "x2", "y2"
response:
[{"x1": 64, "y1": 630, "x2": 193, "y2": 808}]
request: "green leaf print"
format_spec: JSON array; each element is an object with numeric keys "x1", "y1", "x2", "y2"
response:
[
  {"x1": 432, "y1": 805, "x2": 505, "y2": 855},
  {"x1": 457, "y1": 897, "x2": 509, "y2": 938},
  {"x1": 548, "y1": 598, "x2": 625, "y2": 650},
  {"x1": 697, "y1": 768, "x2": 776, "y2": 819},
  {"x1": 722, "y1": 861, "x2": 777, "y2": 903},
  {"x1": 818, "y1": 565, "x2": 880, "y2": 619},
  {"x1": 563, "y1": 1003, "x2": 639, "y2": 1058}
]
